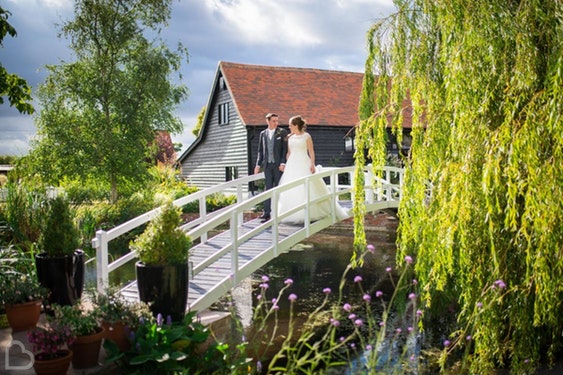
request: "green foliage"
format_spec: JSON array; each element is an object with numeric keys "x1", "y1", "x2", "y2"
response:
[
  {"x1": 51, "y1": 303, "x2": 102, "y2": 337},
  {"x1": 147, "y1": 163, "x2": 197, "y2": 203},
  {"x1": 0, "y1": 7, "x2": 34, "y2": 115},
  {"x1": 130, "y1": 201, "x2": 192, "y2": 266},
  {"x1": 0, "y1": 273, "x2": 48, "y2": 306},
  {"x1": 60, "y1": 176, "x2": 111, "y2": 204},
  {"x1": 0, "y1": 155, "x2": 17, "y2": 164},
  {"x1": 192, "y1": 106, "x2": 206, "y2": 137},
  {"x1": 104, "y1": 311, "x2": 236, "y2": 374},
  {"x1": 88, "y1": 286, "x2": 152, "y2": 327},
  {"x1": 0, "y1": 244, "x2": 37, "y2": 276},
  {"x1": 358, "y1": 1, "x2": 563, "y2": 373},
  {"x1": 0, "y1": 244, "x2": 45, "y2": 307},
  {"x1": 2, "y1": 182, "x2": 49, "y2": 247},
  {"x1": 75, "y1": 193, "x2": 156, "y2": 257},
  {"x1": 37, "y1": 196, "x2": 80, "y2": 257},
  {"x1": 25, "y1": 0, "x2": 188, "y2": 203}
]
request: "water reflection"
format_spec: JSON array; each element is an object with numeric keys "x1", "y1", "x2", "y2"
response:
[{"x1": 228, "y1": 215, "x2": 402, "y2": 372}]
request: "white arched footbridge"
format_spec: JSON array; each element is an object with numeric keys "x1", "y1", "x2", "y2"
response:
[{"x1": 92, "y1": 165, "x2": 404, "y2": 313}]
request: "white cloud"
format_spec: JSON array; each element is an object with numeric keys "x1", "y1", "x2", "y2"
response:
[
  {"x1": 206, "y1": 0, "x2": 322, "y2": 46},
  {"x1": 0, "y1": 0, "x2": 396, "y2": 156}
]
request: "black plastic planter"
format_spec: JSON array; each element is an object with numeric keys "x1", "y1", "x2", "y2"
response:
[
  {"x1": 35, "y1": 249, "x2": 85, "y2": 307},
  {"x1": 136, "y1": 261, "x2": 188, "y2": 322}
]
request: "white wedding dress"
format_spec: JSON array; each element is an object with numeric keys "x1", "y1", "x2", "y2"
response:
[{"x1": 278, "y1": 133, "x2": 349, "y2": 224}]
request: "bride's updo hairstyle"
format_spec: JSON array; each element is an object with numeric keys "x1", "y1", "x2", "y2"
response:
[{"x1": 289, "y1": 115, "x2": 307, "y2": 131}]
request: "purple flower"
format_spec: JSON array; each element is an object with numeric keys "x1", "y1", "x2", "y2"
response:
[
  {"x1": 408, "y1": 293, "x2": 416, "y2": 300},
  {"x1": 343, "y1": 303, "x2": 352, "y2": 312},
  {"x1": 363, "y1": 294, "x2": 371, "y2": 302},
  {"x1": 476, "y1": 302, "x2": 483, "y2": 308},
  {"x1": 259, "y1": 283, "x2": 269, "y2": 289},
  {"x1": 493, "y1": 279, "x2": 506, "y2": 289},
  {"x1": 157, "y1": 313, "x2": 163, "y2": 326},
  {"x1": 354, "y1": 275, "x2": 362, "y2": 283},
  {"x1": 379, "y1": 321, "x2": 385, "y2": 327},
  {"x1": 396, "y1": 328, "x2": 402, "y2": 334},
  {"x1": 257, "y1": 361, "x2": 262, "y2": 372},
  {"x1": 284, "y1": 278, "x2": 293, "y2": 285},
  {"x1": 375, "y1": 290, "x2": 383, "y2": 298},
  {"x1": 256, "y1": 294, "x2": 262, "y2": 300},
  {"x1": 367, "y1": 244, "x2": 375, "y2": 253},
  {"x1": 466, "y1": 335, "x2": 472, "y2": 341},
  {"x1": 404, "y1": 255, "x2": 413, "y2": 264},
  {"x1": 348, "y1": 313, "x2": 356, "y2": 320},
  {"x1": 323, "y1": 287, "x2": 331, "y2": 294},
  {"x1": 386, "y1": 267, "x2": 392, "y2": 273},
  {"x1": 262, "y1": 275, "x2": 270, "y2": 282},
  {"x1": 408, "y1": 326, "x2": 413, "y2": 332},
  {"x1": 412, "y1": 279, "x2": 418, "y2": 285},
  {"x1": 330, "y1": 318, "x2": 340, "y2": 327},
  {"x1": 288, "y1": 293, "x2": 297, "y2": 302},
  {"x1": 444, "y1": 340, "x2": 451, "y2": 347},
  {"x1": 354, "y1": 319, "x2": 363, "y2": 327},
  {"x1": 272, "y1": 298, "x2": 277, "y2": 304},
  {"x1": 166, "y1": 315, "x2": 172, "y2": 325},
  {"x1": 416, "y1": 310, "x2": 423, "y2": 317}
]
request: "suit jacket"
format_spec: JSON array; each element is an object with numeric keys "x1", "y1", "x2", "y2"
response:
[{"x1": 255, "y1": 127, "x2": 288, "y2": 170}]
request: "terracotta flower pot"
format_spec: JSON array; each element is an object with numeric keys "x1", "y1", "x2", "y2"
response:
[
  {"x1": 33, "y1": 349, "x2": 73, "y2": 375},
  {"x1": 102, "y1": 320, "x2": 131, "y2": 352},
  {"x1": 5, "y1": 300, "x2": 42, "y2": 332},
  {"x1": 70, "y1": 326, "x2": 104, "y2": 369}
]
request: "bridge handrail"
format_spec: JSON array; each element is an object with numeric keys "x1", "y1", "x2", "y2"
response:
[
  {"x1": 93, "y1": 165, "x2": 403, "y2": 293},
  {"x1": 183, "y1": 167, "x2": 353, "y2": 277},
  {"x1": 92, "y1": 172, "x2": 266, "y2": 288}
]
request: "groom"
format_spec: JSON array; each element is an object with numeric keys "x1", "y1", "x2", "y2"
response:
[{"x1": 254, "y1": 113, "x2": 288, "y2": 222}]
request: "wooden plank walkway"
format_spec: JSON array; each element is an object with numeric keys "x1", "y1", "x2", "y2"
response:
[{"x1": 122, "y1": 219, "x2": 318, "y2": 311}]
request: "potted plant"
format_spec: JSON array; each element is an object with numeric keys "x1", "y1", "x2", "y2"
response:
[
  {"x1": 27, "y1": 324, "x2": 74, "y2": 375},
  {"x1": 0, "y1": 273, "x2": 48, "y2": 332},
  {"x1": 35, "y1": 196, "x2": 85, "y2": 307},
  {"x1": 88, "y1": 286, "x2": 152, "y2": 352},
  {"x1": 51, "y1": 303, "x2": 104, "y2": 369},
  {"x1": 130, "y1": 200, "x2": 192, "y2": 322}
]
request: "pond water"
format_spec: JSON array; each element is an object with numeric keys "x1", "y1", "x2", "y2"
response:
[{"x1": 224, "y1": 210, "x2": 409, "y2": 373}]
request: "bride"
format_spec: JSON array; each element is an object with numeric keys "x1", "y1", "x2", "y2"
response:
[{"x1": 278, "y1": 115, "x2": 349, "y2": 224}]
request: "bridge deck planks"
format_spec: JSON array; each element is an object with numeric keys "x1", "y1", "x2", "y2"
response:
[{"x1": 121, "y1": 216, "x2": 301, "y2": 308}]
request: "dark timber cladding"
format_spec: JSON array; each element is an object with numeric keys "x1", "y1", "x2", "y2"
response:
[{"x1": 176, "y1": 62, "x2": 369, "y2": 191}]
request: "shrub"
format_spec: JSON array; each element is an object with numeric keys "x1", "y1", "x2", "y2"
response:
[
  {"x1": 130, "y1": 201, "x2": 192, "y2": 266},
  {"x1": 37, "y1": 196, "x2": 80, "y2": 257}
]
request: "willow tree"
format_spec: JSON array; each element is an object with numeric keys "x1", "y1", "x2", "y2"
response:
[
  {"x1": 24, "y1": 0, "x2": 188, "y2": 202},
  {"x1": 355, "y1": 0, "x2": 563, "y2": 373}
]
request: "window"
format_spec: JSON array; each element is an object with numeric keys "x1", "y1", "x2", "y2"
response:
[
  {"x1": 344, "y1": 136, "x2": 355, "y2": 152},
  {"x1": 226, "y1": 166, "x2": 238, "y2": 181},
  {"x1": 219, "y1": 103, "x2": 229, "y2": 125}
]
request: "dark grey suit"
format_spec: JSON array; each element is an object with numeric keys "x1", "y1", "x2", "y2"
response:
[{"x1": 255, "y1": 127, "x2": 288, "y2": 217}]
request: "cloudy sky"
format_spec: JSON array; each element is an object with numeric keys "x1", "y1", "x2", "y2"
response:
[{"x1": 0, "y1": 0, "x2": 395, "y2": 156}]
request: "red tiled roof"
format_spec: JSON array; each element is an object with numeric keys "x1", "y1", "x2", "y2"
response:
[{"x1": 219, "y1": 61, "x2": 364, "y2": 127}]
